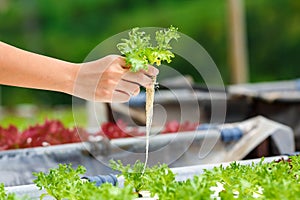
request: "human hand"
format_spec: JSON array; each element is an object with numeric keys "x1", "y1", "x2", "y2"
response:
[{"x1": 72, "y1": 55, "x2": 159, "y2": 102}]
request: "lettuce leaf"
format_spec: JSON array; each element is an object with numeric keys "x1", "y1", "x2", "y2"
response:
[{"x1": 117, "y1": 26, "x2": 180, "y2": 72}]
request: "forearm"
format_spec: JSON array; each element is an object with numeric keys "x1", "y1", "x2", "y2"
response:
[{"x1": 0, "y1": 41, "x2": 78, "y2": 94}]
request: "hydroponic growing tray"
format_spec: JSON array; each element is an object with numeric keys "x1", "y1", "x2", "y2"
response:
[
  {"x1": 228, "y1": 78, "x2": 300, "y2": 150},
  {"x1": 0, "y1": 116, "x2": 294, "y2": 186},
  {"x1": 4, "y1": 155, "x2": 291, "y2": 200}
]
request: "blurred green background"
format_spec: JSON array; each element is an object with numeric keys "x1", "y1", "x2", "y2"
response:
[{"x1": 0, "y1": 0, "x2": 299, "y2": 106}]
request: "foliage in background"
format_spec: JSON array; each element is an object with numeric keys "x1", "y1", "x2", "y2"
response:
[
  {"x1": 246, "y1": 0, "x2": 300, "y2": 82},
  {"x1": 0, "y1": 106, "x2": 87, "y2": 129},
  {"x1": 0, "y1": 0, "x2": 299, "y2": 106}
]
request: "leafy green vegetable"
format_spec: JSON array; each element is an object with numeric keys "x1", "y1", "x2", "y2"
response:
[
  {"x1": 0, "y1": 183, "x2": 28, "y2": 200},
  {"x1": 110, "y1": 159, "x2": 175, "y2": 195},
  {"x1": 110, "y1": 160, "x2": 213, "y2": 199},
  {"x1": 33, "y1": 164, "x2": 86, "y2": 200},
  {"x1": 110, "y1": 160, "x2": 145, "y2": 192},
  {"x1": 117, "y1": 26, "x2": 180, "y2": 179},
  {"x1": 117, "y1": 26, "x2": 180, "y2": 72},
  {"x1": 4, "y1": 155, "x2": 300, "y2": 199},
  {"x1": 111, "y1": 156, "x2": 300, "y2": 199},
  {"x1": 77, "y1": 182, "x2": 136, "y2": 200},
  {"x1": 0, "y1": 183, "x2": 14, "y2": 200},
  {"x1": 33, "y1": 164, "x2": 137, "y2": 200}
]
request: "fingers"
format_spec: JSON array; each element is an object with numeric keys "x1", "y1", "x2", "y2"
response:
[
  {"x1": 93, "y1": 78, "x2": 140, "y2": 103},
  {"x1": 106, "y1": 55, "x2": 128, "y2": 73},
  {"x1": 97, "y1": 90, "x2": 131, "y2": 103},
  {"x1": 122, "y1": 67, "x2": 158, "y2": 88},
  {"x1": 98, "y1": 62, "x2": 157, "y2": 102},
  {"x1": 113, "y1": 55, "x2": 128, "y2": 69},
  {"x1": 111, "y1": 56, "x2": 159, "y2": 88},
  {"x1": 95, "y1": 87, "x2": 139, "y2": 103},
  {"x1": 141, "y1": 65, "x2": 159, "y2": 77},
  {"x1": 77, "y1": 55, "x2": 159, "y2": 103},
  {"x1": 93, "y1": 84, "x2": 131, "y2": 103},
  {"x1": 110, "y1": 90, "x2": 131, "y2": 103},
  {"x1": 113, "y1": 56, "x2": 159, "y2": 77},
  {"x1": 115, "y1": 79, "x2": 140, "y2": 96}
]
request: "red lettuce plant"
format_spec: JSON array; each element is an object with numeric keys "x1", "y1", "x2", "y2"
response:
[
  {"x1": 0, "y1": 120, "x2": 89, "y2": 151},
  {"x1": 0, "y1": 125, "x2": 20, "y2": 150},
  {"x1": 161, "y1": 120, "x2": 198, "y2": 134},
  {"x1": 100, "y1": 120, "x2": 143, "y2": 139},
  {"x1": 19, "y1": 120, "x2": 89, "y2": 148},
  {"x1": 0, "y1": 119, "x2": 200, "y2": 151}
]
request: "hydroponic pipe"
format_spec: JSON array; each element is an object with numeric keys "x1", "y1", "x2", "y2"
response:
[
  {"x1": 197, "y1": 124, "x2": 243, "y2": 142},
  {"x1": 82, "y1": 174, "x2": 118, "y2": 186}
]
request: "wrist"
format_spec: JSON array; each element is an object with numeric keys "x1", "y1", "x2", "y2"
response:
[{"x1": 62, "y1": 62, "x2": 80, "y2": 96}]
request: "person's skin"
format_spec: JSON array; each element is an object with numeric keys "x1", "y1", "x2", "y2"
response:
[{"x1": 0, "y1": 41, "x2": 158, "y2": 102}]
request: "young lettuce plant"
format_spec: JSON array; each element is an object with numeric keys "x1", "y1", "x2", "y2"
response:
[
  {"x1": 0, "y1": 183, "x2": 15, "y2": 200},
  {"x1": 110, "y1": 159, "x2": 176, "y2": 198},
  {"x1": 0, "y1": 183, "x2": 29, "y2": 200},
  {"x1": 33, "y1": 164, "x2": 137, "y2": 200},
  {"x1": 117, "y1": 26, "x2": 180, "y2": 72},
  {"x1": 5, "y1": 155, "x2": 300, "y2": 199},
  {"x1": 110, "y1": 156, "x2": 300, "y2": 199},
  {"x1": 117, "y1": 26, "x2": 180, "y2": 172}
]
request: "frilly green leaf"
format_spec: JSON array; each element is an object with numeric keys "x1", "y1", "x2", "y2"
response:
[{"x1": 117, "y1": 26, "x2": 180, "y2": 72}]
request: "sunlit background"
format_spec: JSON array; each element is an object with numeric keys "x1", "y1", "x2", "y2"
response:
[{"x1": 0, "y1": 0, "x2": 299, "y2": 127}]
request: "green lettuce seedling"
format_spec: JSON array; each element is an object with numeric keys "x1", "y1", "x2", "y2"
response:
[
  {"x1": 117, "y1": 26, "x2": 180, "y2": 72},
  {"x1": 117, "y1": 26, "x2": 180, "y2": 174},
  {"x1": 33, "y1": 164, "x2": 136, "y2": 200}
]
